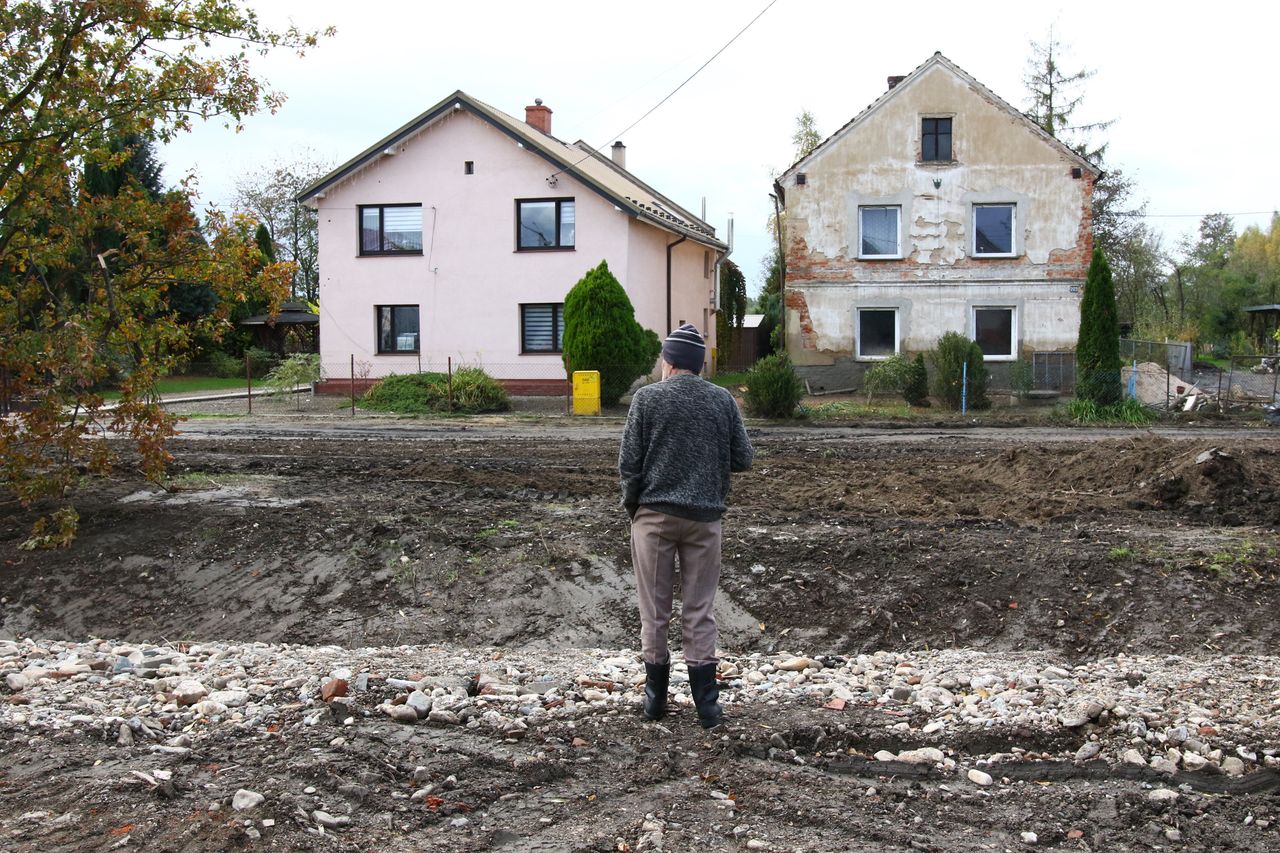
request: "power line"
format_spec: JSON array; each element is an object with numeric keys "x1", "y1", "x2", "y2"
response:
[
  {"x1": 548, "y1": 0, "x2": 780, "y2": 181},
  {"x1": 1125, "y1": 210, "x2": 1276, "y2": 219}
]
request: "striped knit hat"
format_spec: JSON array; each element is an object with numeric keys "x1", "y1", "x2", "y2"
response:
[{"x1": 662, "y1": 323, "x2": 706, "y2": 373}]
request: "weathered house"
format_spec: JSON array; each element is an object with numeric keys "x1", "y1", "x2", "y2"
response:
[
  {"x1": 297, "y1": 92, "x2": 726, "y2": 394},
  {"x1": 776, "y1": 52, "x2": 1101, "y2": 389}
]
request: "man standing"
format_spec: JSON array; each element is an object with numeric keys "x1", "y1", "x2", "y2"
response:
[{"x1": 619, "y1": 324, "x2": 753, "y2": 728}]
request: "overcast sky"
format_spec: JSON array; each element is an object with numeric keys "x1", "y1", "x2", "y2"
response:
[{"x1": 162, "y1": 0, "x2": 1279, "y2": 297}]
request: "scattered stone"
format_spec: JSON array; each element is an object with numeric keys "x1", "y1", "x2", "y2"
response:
[
  {"x1": 320, "y1": 678, "x2": 348, "y2": 702},
  {"x1": 967, "y1": 769, "x2": 993, "y2": 787},
  {"x1": 1165, "y1": 828, "x2": 1183, "y2": 842},
  {"x1": 406, "y1": 690, "x2": 432, "y2": 718},
  {"x1": 1147, "y1": 788, "x2": 1179, "y2": 803},
  {"x1": 1223, "y1": 757, "x2": 1245, "y2": 776},
  {"x1": 5, "y1": 673, "x2": 28, "y2": 691},
  {"x1": 1074, "y1": 742, "x2": 1102, "y2": 763},
  {"x1": 873, "y1": 750, "x2": 898, "y2": 762},
  {"x1": 233, "y1": 790, "x2": 265, "y2": 811},
  {"x1": 897, "y1": 747, "x2": 944, "y2": 764},
  {"x1": 382, "y1": 704, "x2": 418, "y2": 724},
  {"x1": 173, "y1": 680, "x2": 207, "y2": 707},
  {"x1": 1182, "y1": 752, "x2": 1209, "y2": 771},
  {"x1": 312, "y1": 810, "x2": 349, "y2": 829},
  {"x1": 775, "y1": 657, "x2": 811, "y2": 672},
  {"x1": 1122, "y1": 749, "x2": 1146, "y2": 766},
  {"x1": 1021, "y1": 831, "x2": 1038, "y2": 843}
]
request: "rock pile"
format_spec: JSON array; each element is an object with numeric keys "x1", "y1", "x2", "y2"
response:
[{"x1": 3, "y1": 638, "x2": 1278, "y2": 791}]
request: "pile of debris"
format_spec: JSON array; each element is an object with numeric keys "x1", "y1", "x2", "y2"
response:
[{"x1": 1122, "y1": 362, "x2": 1207, "y2": 410}]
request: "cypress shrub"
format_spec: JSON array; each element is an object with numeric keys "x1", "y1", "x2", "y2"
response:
[
  {"x1": 1075, "y1": 247, "x2": 1122, "y2": 405},
  {"x1": 744, "y1": 353, "x2": 804, "y2": 418},
  {"x1": 562, "y1": 260, "x2": 660, "y2": 406},
  {"x1": 903, "y1": 353, "x2": 930, "y2": 407},
  {"x1": 930, "y1": 332, "x2": 989, "y2": 411}
]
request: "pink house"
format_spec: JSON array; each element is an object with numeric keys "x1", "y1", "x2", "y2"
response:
[{"x1": 297, "y1": 91, "x2": 728, "y2": 395}]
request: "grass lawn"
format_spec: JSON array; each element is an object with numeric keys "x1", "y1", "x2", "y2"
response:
[
  {"x1": 708, "y1": 370, "x2": 750, "y2": 389},
  {"x1": 101, "y1": 376, "x2": 249, "y2": 400}
]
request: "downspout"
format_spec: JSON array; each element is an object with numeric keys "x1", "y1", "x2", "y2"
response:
[{"x1": 665, "y1": 234, "x2": 687, "y2": 333}]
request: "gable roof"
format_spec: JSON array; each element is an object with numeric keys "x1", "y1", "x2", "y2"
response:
[
  {"x1": 297, "y1": 90, "x2": 726, "y2": 250},
  {"x1": 779, "y1": 52, "x2": 1103, "y2": 184}
]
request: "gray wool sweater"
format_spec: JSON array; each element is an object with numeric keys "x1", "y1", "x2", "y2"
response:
[{"x1": 618, "y1": 374, "x2": 754, "y2": 522}]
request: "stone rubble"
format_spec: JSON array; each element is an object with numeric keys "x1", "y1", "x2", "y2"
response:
[{"x1": 2, "y1": 637, "x2": 1278, "y2": 792}]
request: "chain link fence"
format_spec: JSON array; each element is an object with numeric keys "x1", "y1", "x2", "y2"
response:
[{"x1": 1216, "y1": 355, "x2": 1280, "y2": 408}]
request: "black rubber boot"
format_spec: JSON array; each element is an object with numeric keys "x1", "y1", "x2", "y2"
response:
[
  {"x1": 642, "y1": 660, "x2": 670, "y2": 720},
  {"x1": 687, "y1": 662, "x2": 723, "y2": 729}
]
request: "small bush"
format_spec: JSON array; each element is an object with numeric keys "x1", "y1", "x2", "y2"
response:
[
  {"x1": 206, "y1": 350, "x2": 242, "y2": 378},
  {"x1": 744, "y1": 353, "x2": 804, "y2": 418},
  {"x1": 262, "y1": 353, "x2": 321, "y2": 410},
  {"x1": 451, "y1": 366, "x2": 510, "y2": 412},
  {"x1": 930, "y1": 332, "x2": 989, "y2": 411},
  {"x1": 360, "y1": 369, "x2": 509, "y2": 415},
  {"x1": 903, "y1": 353, "x2": 930, "y2": 407},
  {"x1": 862, "y1": 354, "x2": 913, "y2": 403},
  {"x1": 246, "y1": 346, "x2": 276, "y2": 378},
  {"x1": 1009, "y1": 358, "x2": 1034, "y2": 399}
]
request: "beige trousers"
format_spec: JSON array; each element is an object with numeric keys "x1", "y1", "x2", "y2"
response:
[{"x1": 630, "y1": 507, "x2": 722, "y2": 665}]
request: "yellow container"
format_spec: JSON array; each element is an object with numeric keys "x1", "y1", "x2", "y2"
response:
[{"x1": 572, "y1": 370, "x2": 601, "y2": 416}]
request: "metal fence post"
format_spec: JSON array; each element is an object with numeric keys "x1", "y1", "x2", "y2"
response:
[
  {"x1": 246, "y1": 354, "x2": 253, "y2": 415},
  {"x1": 961, "y1": 360, "x2": 968, "y2": 415},
  {"x1": 350, "y1": 354, "x2": 356, "y2": 417},
  {"x1": 447, "y1": 356, "x2": 453, "y2": 410}
]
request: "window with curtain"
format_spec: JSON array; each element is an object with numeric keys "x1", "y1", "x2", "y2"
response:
[
  {"x1": 360, "y1": 204, "x2": 423, "y2": 254},
  {"x1": 859, "y1": 206, "x2": 901, "y2": 258},
  {"x1": 521, "y1": 303, "x2": 565, "y2": 353},
  {"x1": 376, "y1": 305, "x2": 420, "y2": 353},
  {"x1": 517, "y1": 199, "x2": 575, "y2": 250}
]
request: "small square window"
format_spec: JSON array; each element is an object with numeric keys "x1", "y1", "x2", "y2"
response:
[
  {"x1": 857, "y1": 308, "x2": 898, "y2": 359},
  {"x1": 922, "y1": 117, "x2": 952, "y2": 162},
  {"x1": 464, "y1": 161, "x2": 474, "y2": 175},
  {"x1": 974, "y1": 307, "x2": 1015, "y2": 359},
  {"x1": 359, "y1": 204, "x2": 423, "y2": 255},
  {"x1": 376, "y1": 305, "x2": 420, "y2": 354},
  {"x1": 516, "y1": 198, "x2": 575, "y2": 250},
  {"x1": 973, "y1": 204, "x2": 1016, "y2": 256},
  {"x1": 521, "y1": 303, "x2": 564, "y2": 353},
  {"x1": 859, "y1": 206, "x2": 901, "y2": 258}
]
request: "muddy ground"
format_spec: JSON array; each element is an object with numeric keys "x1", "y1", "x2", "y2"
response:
[{"x1": 2, "y1": 422, "x2": 1280, "y2": 850}]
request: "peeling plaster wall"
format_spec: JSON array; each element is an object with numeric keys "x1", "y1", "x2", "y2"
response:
[{"x1": 782, "y1": 63, "x2": 1094, "y2": 368}]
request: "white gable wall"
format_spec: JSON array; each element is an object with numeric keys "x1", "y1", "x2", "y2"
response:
[{"x1": 781, "y1": 60, "x2": 1094, "y2": 386}]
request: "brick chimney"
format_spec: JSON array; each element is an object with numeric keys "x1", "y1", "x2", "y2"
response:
[
  {"x1": 611, "y1": 141, "x2": 626, "y2": 169},
  {"x1": 887, "y1": 75, "x2": 906, "y2": 90},
  {"x1": 525, "y1": 98, "x2": 552, "y2": 134}
]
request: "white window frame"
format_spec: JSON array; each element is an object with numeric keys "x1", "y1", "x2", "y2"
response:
[
  {"x1": 856, "y1": 307, "x2": 900, "y2": 360},
  {"x1": 972, "y1": 203, "x2": 1017, "y2": 258},
  {"x1": 971, "y1": 305, "x2": 1017, "y2": 361},
  {"x1": 858, "y1": 205, "x2": 902, "y2": 259}
]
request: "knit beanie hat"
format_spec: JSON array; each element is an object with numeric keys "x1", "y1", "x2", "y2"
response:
[{"x1": 662, "y1": 323, "x2": 706, "y2": 373}]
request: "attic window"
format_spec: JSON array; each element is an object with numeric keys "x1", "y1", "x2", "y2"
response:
[
  {"x1": 465, "y1": 161, "x2": 475, "y2": 175},
  {"x1": 921, "y1": 117, "x2": 952, "y2": 162},
  {"x1": 796, "y1": 173, "x2": 807, "y2": 186}
]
